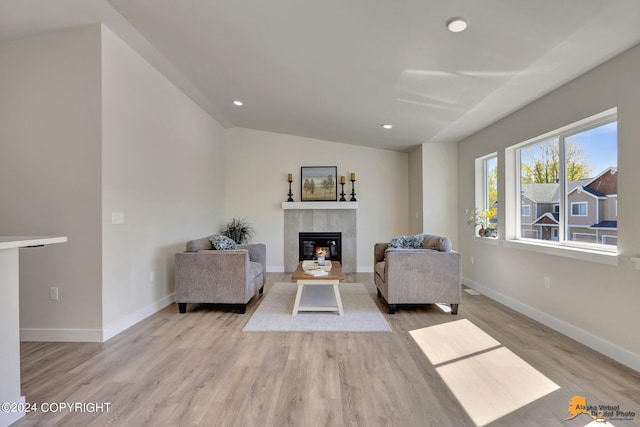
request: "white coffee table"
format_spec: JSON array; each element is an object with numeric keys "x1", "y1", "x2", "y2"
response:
[{"x1": 291, "y1": 261, "x2": 345, "y2": 316}]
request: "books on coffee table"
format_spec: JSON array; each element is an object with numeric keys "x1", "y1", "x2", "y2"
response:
[
  {"x1": 304, "y1": 268, "x2": 329, "y2": 277},
  {"x1": 302, "y1": 260, "x2": 332, "y2": 272}
]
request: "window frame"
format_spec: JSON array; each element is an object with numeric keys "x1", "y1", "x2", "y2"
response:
[
  {"x1": 474, "y1": 153, "x2": 498, "y2": 238},
  {"x1": 505, "y1": 108, "x2": 618, "y2": 260},
  {"x1": 571, "y1": 202, "x2": 588, "y2": 216}
]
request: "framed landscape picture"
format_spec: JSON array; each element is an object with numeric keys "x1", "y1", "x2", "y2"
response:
[{"x1": 301, "y1": 166, "x2": 337, "y2": 201}]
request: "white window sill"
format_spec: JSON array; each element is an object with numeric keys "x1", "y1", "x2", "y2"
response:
[{"x1": 503, "y1": 239, "x2": 618, "y2": 266}]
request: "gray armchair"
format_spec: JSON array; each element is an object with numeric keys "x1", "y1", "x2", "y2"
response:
[
  {"x1": 175, "y1": 236, "x2": 266, "y2": 313},
  {"x1": 373, "y1": 234, "x2": 461, "y2": 314}
]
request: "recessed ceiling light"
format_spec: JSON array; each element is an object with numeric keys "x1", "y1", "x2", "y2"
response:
[
  {"x1": 382, "y1": 124, "x2": 393, "y2": 129},
  {"x1": 233, "y1": 100, "x2": 243, "y2": 107},
  {"x1": 446, "y1": 17, "x2": 468, "y2": 33}
]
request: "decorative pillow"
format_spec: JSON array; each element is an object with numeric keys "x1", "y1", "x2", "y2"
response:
[
  {"x1": 187, "y1": 237, "x2": 213, "y2": 252},
  {"x1": 388, "y1": 234, "x2": 425, "y2": 249},
  {"x1": 422, "y1": 234, "x2": 452, "y2": 252},
  {"x1": 388, "y1": 235, "x2": 406, "y2": 248},
  {"x1": 406, "y1": 234, "x2": 425, "y2": 248},
  {"x1": 209, "y1": 235, "x2": 238, "y2": 250}
]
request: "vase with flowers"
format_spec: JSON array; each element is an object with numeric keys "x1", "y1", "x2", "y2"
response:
[
  {"x1": 465, "y1": 207, "x2": 497, "y2": 237},
  {"x1": 315, "y1": 247, "x2": 327, "y2": 266}
]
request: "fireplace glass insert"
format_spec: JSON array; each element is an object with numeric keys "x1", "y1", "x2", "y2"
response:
[{"x1": 299, "y1": 232, "x2": 342, "y2": 264}]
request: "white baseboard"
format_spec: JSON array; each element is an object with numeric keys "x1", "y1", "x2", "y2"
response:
[
  {"x1": 102, "y1": 293, "x2": 175, "y2": 341},
  {"x1": 0, "y1": 396, "x2": 25, "y2": 426},
  {"x1": 21, "y1": 293, "x2": 176, "y2": 343},
  {"x1": 20, "y1": 327, "x2": 103, "y2": 342},
  {"x1": 462, "y1": 277, "x2": 640, "y2": 373}
]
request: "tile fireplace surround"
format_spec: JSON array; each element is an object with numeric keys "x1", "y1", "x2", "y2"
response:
[{"x1": 282, "y1": 202, "x2": 357, "y2": 272}]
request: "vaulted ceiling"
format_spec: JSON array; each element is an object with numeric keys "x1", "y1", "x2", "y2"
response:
[{"x1": 3, "y1": 0, "x2": 640, "y2": 152}]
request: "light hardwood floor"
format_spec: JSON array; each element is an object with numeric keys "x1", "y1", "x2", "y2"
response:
[{"x1": 13, "y1": 273, "x2": 640, "y2": 426}]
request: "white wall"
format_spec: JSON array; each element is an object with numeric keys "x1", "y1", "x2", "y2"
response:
[
  {"x1": 422, "y1": 142, "x2": 459, "y2": 248},
  {"x1": 408, "y1": 146, "x2": 423, "y2": 235},
  {"x1": 458, "y1": 43, "x2": 640, "y2": 371},
  {"x1": 224, "y1": 128, "x2": 409, "y2": 271},
  {"x1": 0, "y1": 26, "x2": 103, "y2": 339},
  {"x1": 101, "y1": 26, "x2": 227, "y2": 339},
  {"x1": 0, "y1": 24, "x2": 228, "y2": 342}
]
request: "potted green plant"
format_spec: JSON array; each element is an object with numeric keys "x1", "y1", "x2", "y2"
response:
[{"x1": 219, "y1": 217, "x2": 255, "y2": 244}]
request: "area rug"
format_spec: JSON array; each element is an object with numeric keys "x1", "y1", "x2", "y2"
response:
[{"x1": 243, "y1": 282, "x2": 391, "y2": 332}]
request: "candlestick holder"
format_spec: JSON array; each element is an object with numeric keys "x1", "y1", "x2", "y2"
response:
[
  {"x1": 287, "y1": 180, "x2": 294, "y2": 202},
  {"x1": 339, "y1": 182, "x2": 346, "y2": 201},
  {"x1": 350, "y1": 179, "x2": 357, "y2": 202}
]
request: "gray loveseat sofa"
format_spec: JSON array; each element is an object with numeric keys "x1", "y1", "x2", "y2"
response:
[
  {"x1": 175, "y1": 236, "x2": 266, "y2": 313},
  {"x1": 374, "y1": 233, "x2": 461, "y2": 314}
]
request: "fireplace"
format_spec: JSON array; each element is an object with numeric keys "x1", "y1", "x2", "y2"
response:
[
  {"x1": 299, "y1": 232, "x2": 342, "y2": 264},
  {"x1": 283, "y1": 203, "x2": 356, "y2": 272}
]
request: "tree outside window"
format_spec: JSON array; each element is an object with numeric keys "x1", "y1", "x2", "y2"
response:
[
  {"x1": 517, "y1": 112, "x2": 617, "y2": 248},
  {"x1": 485, "y1": 156, "x2": 498, "y2": 227},
  {"x1": 471, "y1": 154, "x2": 498, "y2": 238}
]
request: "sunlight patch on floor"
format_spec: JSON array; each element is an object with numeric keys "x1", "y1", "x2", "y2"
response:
[
  {"x1": 410, "y1": 319, "x2": 560, "y2": 426},
  {"x1": 435, "y1": 303, "x2": 452, "y2": 313},
  {"x1": 409, "y1": 319, "x2": 500, "y2": 365},
  {"x1": 584, "y1": 421, "x2": 616, "y2": 426}
]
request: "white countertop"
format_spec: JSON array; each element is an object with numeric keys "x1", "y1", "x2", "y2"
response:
[{"x1": 0, "y1": 236, "x2": 68, "y2": 250}]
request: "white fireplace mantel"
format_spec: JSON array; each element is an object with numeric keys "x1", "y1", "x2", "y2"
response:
[{"x1": 282, "y1": 202, "x2": 358, "y2": 210}]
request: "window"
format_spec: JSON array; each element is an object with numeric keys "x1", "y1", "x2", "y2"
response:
[
  {"x1": 571, "y1": 202, "x2": 587, "y2": 216},
  {"x1": 512, "y1": 108, "x2": 617, "y2": 250},
  {"x1": 484, "y1": 155, "x2": 498, "y2": 227},
  {"x1": 474, "y1": 154, "x2": 498, "y2": 236}
]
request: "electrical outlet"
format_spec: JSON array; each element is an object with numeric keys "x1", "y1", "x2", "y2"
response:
[
  {"x1": 471, "y1": 256, "x2": 474, "y2": 265},
  {"x1": 111, "y1": 212, "x2": 125, "y2": 225},
  {"x1": 49, "y1": 287, "x2": 59, "y2": 300},
  {"x1": 544, "y1": 277, "x2": 550, "y2": 289}
]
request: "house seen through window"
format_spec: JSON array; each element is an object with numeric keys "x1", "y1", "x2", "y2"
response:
[{"x1": 516, "y1": 109, "x2": 617, "y2": 248}]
